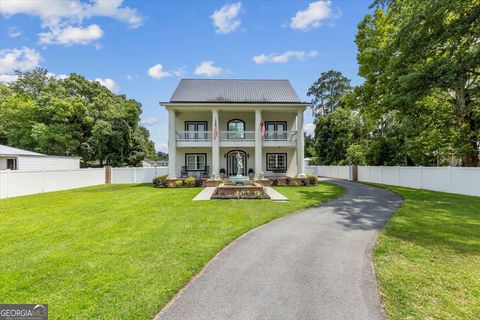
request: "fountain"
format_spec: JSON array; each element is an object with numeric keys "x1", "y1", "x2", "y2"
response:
[{"x1": 211, "y1": 152, "x2": 269, "y2": 199}]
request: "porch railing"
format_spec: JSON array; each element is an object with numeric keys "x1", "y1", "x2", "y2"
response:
[
  {"x1": 263, "y1": 131, "x2": 297, "y2": 141},
  {"x1": 220, "y1": 131, "x2": 255, "y2": 141},
  {"x1": 175, "y1": 130, "x2": 298, "y2": 142},
  {"x1": 176, "y1": 131, "x2": 212, "y2": 142}
]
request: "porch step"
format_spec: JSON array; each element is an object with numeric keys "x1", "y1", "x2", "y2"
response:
[
  {"x1": 193, "y1": 187, "x2": 216, "y2": 201},
  {"x1": 264, "y1": 187, "x2": 289, "y2": 201}
]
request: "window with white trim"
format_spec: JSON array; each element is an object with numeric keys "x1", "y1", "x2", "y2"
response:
[
  {"x1": 186, "y1": 154, "x2": 206, "y2": 171},
  {"x1": 266, "y1": 153, "x2": 287, "y2": 171}
]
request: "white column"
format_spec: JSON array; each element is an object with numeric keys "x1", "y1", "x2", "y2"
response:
[
  {"x1": 168, "y1": 108, "x2": 177, "y2": 178},
  {"x1": 255, "y1": 109, "x2": 262, "y2": 178},
  {"x1": 296, "y1": 109, "x2": 305, "y2": 176},
  {"x1": 212, "y1": 109, "x2": 220, "y2": 179}
]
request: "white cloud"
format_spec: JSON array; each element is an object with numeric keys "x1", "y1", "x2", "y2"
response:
[
  {"x1": 210, "y1": 2, "x2": 242, "y2": 34},
  {"x1": 7, "y1": 26, "x2": 22, "y2": 37},
  {"x1": 253, "y1": 50, "x2": 318, "y2": 64},
  {"x1": 0, "y1": 0, "x2": 143, "y2": 46},
  {"x1": 95, "y1": 77, "x2": 119, "y2": 93},
  {"x1": 156, "y1": 143, "x2": 168, "y2": 153},
  {"x1": 47, "y1": 72, "x2": 68, "y2": 80},
  {"x1": 194, "y1": 61, "x2": 223, "y2": 76},
  {"x1": 147, "y1": 64, "x2": 184, "y2": 79},
  {"x1": 304, "y1": 123, "x2": 315, "y2": 136},
  {"x1": 0, "y1": 74, "x2": 18, "y2": 83},
  {"x1": 0, "y1": 47, "x2": 41, "y2": 75},
  {"x1": 39, "y1": 24, "x2": 103, "y2": 45},
  {"x1": 127, "y1": 74, "x2": 138, "y2": 81},
  {"x1": 141, "y1": 116, "x2": 162, "y2": 126},
  {"x1": 290, "y1": 1, "x2": 337, "y2": 31}
]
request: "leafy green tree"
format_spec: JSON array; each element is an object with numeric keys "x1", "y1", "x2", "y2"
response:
[
  {"x1": 307, "y1": 70, "x2": 353, "y2": 117},
  {"x1": 356, "y1": 1, "x2": 480, "y2": 166},
  {"x1": 0, "y1": 69, "x2": 157, "y2": 167},
  {"x1": 313, "y1": 108, "x2": 365, "y2": 165}
]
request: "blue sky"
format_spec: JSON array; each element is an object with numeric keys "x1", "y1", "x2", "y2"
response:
[{"x1": 0, "y1": 0, "x2": 371, "y2": 152}]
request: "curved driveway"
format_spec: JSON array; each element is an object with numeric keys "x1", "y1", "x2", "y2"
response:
[{"x1": 156, "y1": 180, "x2": 403, "y2": 320}]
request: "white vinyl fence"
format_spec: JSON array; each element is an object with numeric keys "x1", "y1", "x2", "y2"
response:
[
  {"x1": 305, "y1": 165, "x2": 353, "y2": 181},
  {"x1": 0, "y1": 168, "x2": 105, "y2": 199},
  {"x1": 307, "y1": 165, "x2": 480, "y2": 197},
  {"x1": 111, "y1": 167, "x2": 168, "y2": 183}
]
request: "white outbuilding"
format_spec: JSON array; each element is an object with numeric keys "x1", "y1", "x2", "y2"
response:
[{"x1": 0, "y1": 144, "x2": 80, "y2": 171}]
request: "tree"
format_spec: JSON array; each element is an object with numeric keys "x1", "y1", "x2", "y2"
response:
[
  {"x1": 313, "y1": 108, "x2": 365, "y2": 165},
  {"x1": 0, "y1": 69, "x2": 157, "y2": 167},
  {"x1": 356, "y1": 1, "x2": 480, "y2": 166},
  {"x1": 307, "y1": 70, "x2": 353, "y2": 117}
]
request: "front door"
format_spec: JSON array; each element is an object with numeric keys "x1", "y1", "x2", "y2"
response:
[{"x1": 227, "y1": 150, "x2": 247, "y2": 176}]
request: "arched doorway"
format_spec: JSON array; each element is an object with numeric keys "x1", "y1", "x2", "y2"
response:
[{"x1": 227, "y1": 150, "x2": 247, "y2": 176}]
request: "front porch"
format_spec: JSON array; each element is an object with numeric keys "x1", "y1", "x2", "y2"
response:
[{"x1": 173, "y1": 147, "x2": 300, "y2": 179}]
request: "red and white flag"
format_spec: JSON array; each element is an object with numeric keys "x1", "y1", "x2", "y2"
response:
[
  {"x1": 260, "y1": 119, "x2": 266, "y2": 137},
  {"x1": 213, "y1": 118, "x2": 218, "y2": 140}
]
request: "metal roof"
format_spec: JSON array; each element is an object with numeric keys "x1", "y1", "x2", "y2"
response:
[
  {"x1": 170, "y1": 79, "x2": 302, "y2": 103},
  {"x1": 0, "y1": 144, "x2": 80, "y2": 158},
  {"x1": 0, "y1": 144, "x2": 45, "y2": 157}
]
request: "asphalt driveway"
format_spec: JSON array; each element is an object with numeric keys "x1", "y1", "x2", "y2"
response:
[{"x1": 156, "y1": 180, "x2": 403, "y2": 320}]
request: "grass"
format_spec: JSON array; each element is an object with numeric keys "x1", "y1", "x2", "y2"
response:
[
  {"x1": 373, "y1": 185, "x2": 480, "y2": 320},
  {"x1": 0, "y1": 182, "x2": 343, "y2": 319}
]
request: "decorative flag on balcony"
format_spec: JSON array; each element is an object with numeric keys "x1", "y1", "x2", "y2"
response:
[
  {"x1": 260, "y1": 119, "x2": 266, "y2": 137},
  {"x1": 213, "y1": 118, "x2": 218, "y2": 140}
]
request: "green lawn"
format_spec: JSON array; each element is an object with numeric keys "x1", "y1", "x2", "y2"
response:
[
  {"x1": 0, "y1": 183, "x2": 343, "y2": 319},
  {"x1": 373, "y1": 185, "x2": 480, "y2": 320}
]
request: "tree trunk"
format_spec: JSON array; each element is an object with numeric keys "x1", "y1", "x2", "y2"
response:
[{"x1": 454, "y1": 74, "x2": 479, "y2": 167}]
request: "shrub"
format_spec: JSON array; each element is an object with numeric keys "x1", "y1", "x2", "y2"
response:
[
  {"x1": 291, "y1": 180, "x2": 300, "y2": 186},
  {"x1": 306, "y1": 174, "x2": 317, "y2": 185},
  {"x1": 184, "y1": 177, "x2": 196, "y2": 187},
  {"x1": 153, "y1": 175, "x2": 168, "y2": 188},
  {"x1": 175, "y1": 180, "x2": 183, "y2": 187},
  {"x1": 285, "y1": 177, "x2": 292, "y2": 185},
  {"x1": 272, "y1": 178, "x2": 278, "y2": 186}
]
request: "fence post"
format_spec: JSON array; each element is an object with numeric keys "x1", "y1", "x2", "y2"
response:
[
  {"x1": 352, "y1": 165, "x2": 358, "y2": 181},
  {"x1": 105, "y1": 166, "x2": 112, "y2": 184},
  {"x1": 133, "y1": 168, "x2": 137, "y2": 183},
  {"x1": 419, "y1": 166, "x2": 423, "y2": 189},
  {"x1": 448, "y1": 166, "x2": 452, "y2": 193}
]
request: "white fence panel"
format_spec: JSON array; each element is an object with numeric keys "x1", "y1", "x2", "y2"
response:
[
  {"x1": 0, "y1": 168, "x2": 105, "y2": 199},
  {"x1": 449, "y1": 167, "x2": 480, "y2": 196},
  {"x1": 314, "y1": 165, "x2": 352, "y2": 180},
  {"x1": 111, "y1": 167, "x2": 168, "y2": 184},
  {"x1": 309, "y1": 165, "x2": 479, "y2": 197},
  {"x1": 398, "y1": 167, "x2": 422, "y2": 189}
]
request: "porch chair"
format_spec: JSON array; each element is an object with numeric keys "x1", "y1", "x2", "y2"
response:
[{"x1": 181, "y1": 166, "x2": 188, "y2": 178}]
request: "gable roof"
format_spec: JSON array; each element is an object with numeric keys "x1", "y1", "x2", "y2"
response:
[
  {"x1": 170, "y1": 79, "x2": 303, "y2": 103},
  {"x1": 0, "y1": 144, "x2": 45, "y2": 157},
  {"x1": 0, "y1": 144, "x2": 80, "y2": 159}
]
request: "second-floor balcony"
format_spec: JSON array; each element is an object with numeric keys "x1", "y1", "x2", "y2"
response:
[{"x1": 175, "y1": 130, "x2": 298, "y2": 147}]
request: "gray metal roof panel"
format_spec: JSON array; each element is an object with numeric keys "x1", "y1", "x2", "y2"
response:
[{"x1": 170, "y1": 79, "x2": 302, "y2": 103}]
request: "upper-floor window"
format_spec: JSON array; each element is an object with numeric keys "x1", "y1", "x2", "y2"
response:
[
  {"x1": 185, "y1": 121, "x2": 208, "y2": 140},
  {"x1": 228, "y1": 119, "x2": 245, "y2": 139},
  {"x1": 265, "y1": 121, "x2": 287, "y2": 140}
]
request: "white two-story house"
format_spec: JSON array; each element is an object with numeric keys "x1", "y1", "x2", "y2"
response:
[{"x1": 161, "y1": 79, "x2": 307, "y2": 179}]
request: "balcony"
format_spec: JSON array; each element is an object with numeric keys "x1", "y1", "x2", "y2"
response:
[
  {"x1": 176, "y1": 131, "x2": 212, "y2": 147},
  {"x1": 175, "y1": 130, "x2": 298, "y2": 148},
  {"x1": 263, "y1": 131, "x2": 297, "y2": 147},
  {"x1": 220, "y1": 131, "x2": 255, "y2": 147}
]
